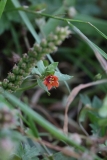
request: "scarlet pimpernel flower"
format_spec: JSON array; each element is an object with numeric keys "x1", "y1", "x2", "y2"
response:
[{"x1": 43, "y1": 75, "x2": 59, "y2": 90}]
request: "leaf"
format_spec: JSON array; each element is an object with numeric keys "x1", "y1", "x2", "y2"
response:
[
  {"x1": 45, "y1": 62, "x2": 58, "y2": 75},
  {"x1": 23, "y1": 145, "x2": 41, "y2": 160},
  {"x1": 69, "y1": 23, "x2": 107, "y2": 60},
  {"x1": 0, "y1": 95, "x2": 13, "y2": 110},
  {"x1": 31, "y1": 67, "x2": 41, "y2": 75},
  {"x1": 55, "y1": 71, "x2": 73, "y2": 81},
  {"x1": 37, "y1": 60, "x2": 46, "y2": 74},
  {"x1": 99, "y1": 96, "x2": 107, "y2": 117},
  {"x1": 0, "y1": 0, "x2": 7, "y2": 18},
  {"x1": 37, "y1": 78, "x2": 50, "y2": 95},
  {"x1": 11, "y1": 0, "x2": 40, "y2": 43},
  {"x1": 14, "y1": 143, "x2": 41, "y2": 160},
  {"x1": 92, "y1": 96, "x2": 102, "y2": 109},
  {"x1": 74, "y1": 14, "x2": 107, "y2": 36},
  {"x1": 80, "y1": 94, "x2": 91, "y2": 106},
  {"x1": 79, "y1": 107, "x2": 89, "y2": 123},
  {"x1": 88, "y1": 111, "x2": 100, "y2": 124},
  {"x1": 41, "y1": 6, "x2": 65, "y2": 35},
  {"x1": 46, "y1": 62, "x2": 58, "y2": 71}
]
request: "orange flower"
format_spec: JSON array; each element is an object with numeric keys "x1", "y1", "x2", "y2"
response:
[{"x1": 43, "y1": 75, "x2": 59, "y2": 90}]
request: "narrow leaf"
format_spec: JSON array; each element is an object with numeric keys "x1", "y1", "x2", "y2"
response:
[
  {"x1": 68, "y1": 22, "x2": 107, "y2": 60},
  {"x1": 46, "y1": 62, "x2": 58, "y2": 71},
  {"x1": 37, "y1": 78, "x2": 49, "y2": 94},
  {"x1": 55, "y1": 71, "x2": 73, "y2": 81},
  {"x1": 37, "y1": 60, "x2": 46, "y2": 74},
  {"x1": 31, "y1": 67, "x2": 41, "y2": 76},
  {"x1": 0, "y1": 0, "x2": 7, "y2": 18}
]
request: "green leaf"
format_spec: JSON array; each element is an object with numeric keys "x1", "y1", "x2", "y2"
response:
[
  {"x1": 37, "y1": 78, "x2": 50, "y2": 95},
  {"x1": 11, "y1": 0, "x2": 40, "y2": 43},
  {"x1": 0, "y1": 0, "x2": 7, "y2": 18},
  {"x1": 14, "y1": 143, "x2": 41, "y2": 160},
  {"x1": 23, "y1": 145, "x2": 41, "y2": 160},
  {"x1": 74, "y1": 14, "x2": 107, "y2": 36},
  {"x1": 99, "y1": 96, "x2": 107, "y2": 117},
  {"x1": 79, "y1": 107, "x2": 88, "y2": 122},
  {"x1": 80, "y1": 94, "x2": 91, "y2": 106},
  {"x1": 55, "y1": 71, "x2": 73, "y2": 81},
  {"x1": 92, "y1": 96, "x2": 102, "y2": 109},
  {"x1": 0, "y1": 95, "x2": 13, "y2": 109},
  {"x1": 88, "y1": 111, "x2": 100, "y2": 124},
  {"x1": 41, "y1": 6, "x2": 65, "y2": 35},
  {"x1": 31, "y1": 67, "x2": 41, "y2": 76},
  {"x1": 45, "y1": 62, "x2": 58, "y2": 75},
  {"x1": 69, "y1": 23, "x2": 107, "y2": 60},
  {"x1": 37, "y1": 60, "x2": 46, "y2": 74},
  {"x1": 46, "y1": 62, "x2": 58, "y2": 71}
]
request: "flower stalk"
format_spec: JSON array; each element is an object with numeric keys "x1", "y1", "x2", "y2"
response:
[{"x1": 1, "y1": 26, "x2": 71, "y2": 92}]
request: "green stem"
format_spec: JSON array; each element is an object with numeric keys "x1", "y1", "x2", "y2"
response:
[
  {"x1": 6, "y1": 7, "x2": 107, "y2": 40},
  {"x1": 5, "y1": 7, "x2": 87, "y2": 23},
  {"x1": 16, "y1": 82, "x2": 38, "y2": 92}
]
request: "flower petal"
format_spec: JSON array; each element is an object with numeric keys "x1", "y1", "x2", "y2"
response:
[{"x1": 47, "y1": 84, "x2": 52, "y2": 90}]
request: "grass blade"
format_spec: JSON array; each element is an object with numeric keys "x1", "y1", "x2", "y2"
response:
[
  {"x1": 68, "y1": 22, "x2": 107, "y2": 60},
  {"x1": 0, "y1": 0, "x2": 7, "y2": 18}
]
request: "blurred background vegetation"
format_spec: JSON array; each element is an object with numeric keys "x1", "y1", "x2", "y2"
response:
[{"x1": 1, "y1": 0, "x2": 107, "y2": 159}]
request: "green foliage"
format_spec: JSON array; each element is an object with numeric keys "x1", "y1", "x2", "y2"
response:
[
  {"x1": 1, "y1": 0, "x2": 107, "y2": 159},
  {"x1": 0, "y1": 0, "x2": 7, "y2": 18}
]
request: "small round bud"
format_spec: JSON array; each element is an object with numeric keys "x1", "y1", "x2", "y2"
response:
[
  {"x1": 19, "y1": 69, "x2": 25, "y2": 75},
  {"x1": 40, "y1": 39, "x2": 47, "y2": 47},
  {"x1": 2, "y1": 79, "x2": 9, "y2": 88},
  {"x1": 7, "y1": 83, "x2": 14, "y2": 89},
  {"x1": 14, "y1": 80, "x2": 22, "y2": 86},
  {"x1": 20, "y1": 63, "x2": 27, "y2": 69},
  {"x1": 12, "y1": 64, "x2": 19, "y2": 74},
  {"x1": 23, "y1": 53, "x2": 29, "y2": 62},
  {"x1": 33, "y1": 43, "x2": 42, "y2": 53},
  {"x1": 7, "y1": 72, "x2": 15, "y2": 81},
  {"x1": 68, "y1": 7, "x2": 77, "y2": 18},
  {"x1": 28, "y1": 48, "x2": 37, "y2": 58},
  {"x1": 69, "y1": 133, "x2": 82, "y2": 145},
  {"x1": 16, "y1": 75, "x2": 23, "y2": 81}
]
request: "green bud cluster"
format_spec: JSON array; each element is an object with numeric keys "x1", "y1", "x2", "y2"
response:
[{"x1": 2, "y1": 26, "x2": 71, "y2": 92}]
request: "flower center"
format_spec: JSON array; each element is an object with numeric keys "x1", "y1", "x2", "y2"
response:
[{"x1": 49, "y1": 77, "x2": 55, "y2": 84}]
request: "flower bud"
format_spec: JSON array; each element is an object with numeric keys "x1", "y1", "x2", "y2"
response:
[
  {"x1": 33, "y1": 43, "x2": 42, "y2": 53},
  {"x1": 28, "y1": 48, "x2": 37, "y2": 58},
  {"x1": 7, "y1": 83, "x2": 14, "y2": 89},
  {"x1": 2, "y1": 79, "x2": 9, "y2": 88},
  {"x1": 20, "y1": 63, "x2": 27, "y2": 69},
  {"x1": 23, "y1": 53, "x2": 29, "y2": 62},
  {"x1": 16, "y1": 76, "x2": 23, "y2": 81},
  {"x1": 40, "y1": 39, "x2": 47, "y2": 47},
  {"x1": 7, "y1": 72, "x2": 15, "y2": 81},
  {"x1": 19, "y1": 69, "x2": 24, "y2": 75},
  {"x1": 12, "y1": 64, "x2": 19, "y2": 74},
  {"x1": 14, "y1": 80, "x2": 22, "y2": 86}
]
